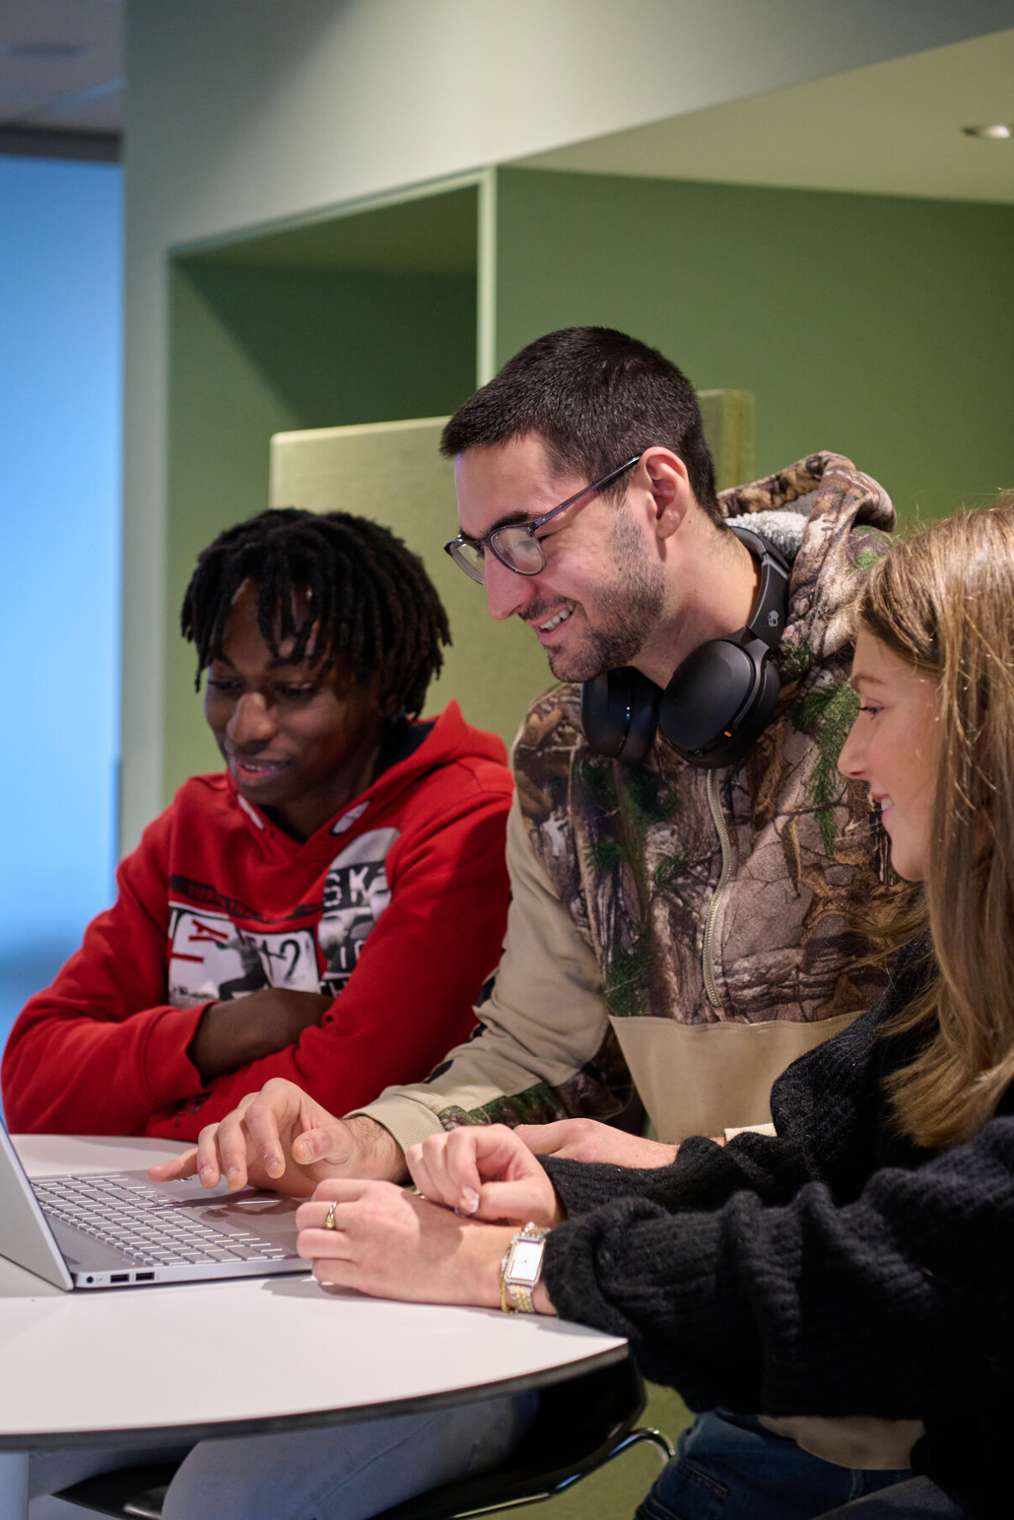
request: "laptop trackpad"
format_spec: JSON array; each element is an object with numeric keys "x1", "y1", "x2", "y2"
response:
[
  {"x1": 196, "y1": 1194, "x2": 300, "y2": 1241},
  {"x1": 140, "y1": 1174, "x2": 301, "y2": 1241}
]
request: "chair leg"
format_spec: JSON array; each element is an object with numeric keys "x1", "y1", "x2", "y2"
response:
[
  {"x1": 549, "y1": 1426, "x2": 676, "y2": 1501},
  {"x1": 608, "y1": 1428, "x2": 676, "y2": 1469}
]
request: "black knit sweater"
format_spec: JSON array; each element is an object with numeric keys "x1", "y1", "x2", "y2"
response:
[{"x1": 542, "y1": 940, "x2": 1014, "y2": 1512}]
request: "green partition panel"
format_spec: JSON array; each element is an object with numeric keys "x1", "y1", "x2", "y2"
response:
[
  {"x1": 270, "y1": 417, "x2": 553, "y2": 749},
  {"x1": 269, "y1": 396, "x2": 754, "y2": 748},
  {"x1": 699, "y1": 389, "x2": 755, "y2": 490}
]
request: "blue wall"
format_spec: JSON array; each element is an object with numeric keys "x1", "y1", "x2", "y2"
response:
[{"x1": 0, "y1": 155, "x2": 123, "y2": 1052}]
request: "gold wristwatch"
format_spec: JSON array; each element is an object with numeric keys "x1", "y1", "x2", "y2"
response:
[{"x1": 499, "y1": 1222, "x2": 549, "y2": 1313}]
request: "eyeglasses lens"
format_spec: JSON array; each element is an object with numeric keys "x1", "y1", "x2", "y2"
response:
[
  {"x1": 492, "y1": 528, "x2": 544, "y2": 576},
  {"x1": 451, "y1": 540, "x2": 487, "y2": 583}
]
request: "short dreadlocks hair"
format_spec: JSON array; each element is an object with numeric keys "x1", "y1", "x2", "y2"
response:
[{"x1": 180, "y1": 508, "x2": 451, "y2": 718}]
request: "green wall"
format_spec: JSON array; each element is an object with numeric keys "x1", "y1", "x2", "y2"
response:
[
  {"x1": 163, "y1": 166, "x2": 1014, "y2": 798},
  {"x1": 495, "y1": 167, "x2": 1014, "y2": 525},
  {"x1": 124, "y1": 4, "x2": 1014, "y2": 852},
  {"x1": 164, "y1": 256, "x2": 476, "y2": 796}
]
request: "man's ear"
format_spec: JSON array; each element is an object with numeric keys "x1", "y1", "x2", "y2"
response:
[{"x1": 640, "y1": 447, "x2": 691, "y2": 542}]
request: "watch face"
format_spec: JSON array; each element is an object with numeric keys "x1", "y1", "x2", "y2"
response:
[{"x1": 508, "y1": 1239, "x2": 544, "y2": 1286}]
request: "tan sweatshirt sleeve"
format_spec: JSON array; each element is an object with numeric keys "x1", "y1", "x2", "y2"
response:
[{"x1": 353, "y1": 794, "x2": 620, "y2": 1151}]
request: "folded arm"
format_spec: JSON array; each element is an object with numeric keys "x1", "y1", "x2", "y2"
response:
[{"x1": 154, "y1": 789, "x2": 512, "y2": 1138}]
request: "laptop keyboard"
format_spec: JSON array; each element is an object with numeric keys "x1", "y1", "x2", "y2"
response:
[{"x1": 32, "y1": 1173, "x2": 290, "y2": 1268}]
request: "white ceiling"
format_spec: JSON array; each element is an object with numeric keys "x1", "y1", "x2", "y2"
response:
[
  {"x1": 0, "y1": 0, "x2": 121, "y2": 139},
  {"x1": 518, "y1": 27, "x2": 1014, "y2": 205}
]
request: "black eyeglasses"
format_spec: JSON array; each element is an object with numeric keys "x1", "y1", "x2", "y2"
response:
[{"x1": 444, "y1": 456, "x2": 641, "y2": 586}]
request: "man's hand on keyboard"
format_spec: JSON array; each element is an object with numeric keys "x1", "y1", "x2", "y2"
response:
[{"x1": 148, "y1": 1078, "x2": 407, "y2": 1197}]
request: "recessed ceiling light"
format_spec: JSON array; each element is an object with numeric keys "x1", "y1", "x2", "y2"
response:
[
  {"x1": 961, "y1": 123, "x2": 1012, "y2": 140},
  {"x1": 1, "y1": 42, "x2": 89, "y2": 61}
]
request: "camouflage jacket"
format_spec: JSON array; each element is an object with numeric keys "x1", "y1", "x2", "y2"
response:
[{"x1": 361, "y1": 452, "x2": 899, "y2": 1148}]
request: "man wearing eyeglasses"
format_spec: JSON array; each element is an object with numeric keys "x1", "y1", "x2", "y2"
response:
[
  {"x1": 171, "y1": 326, "x2": 897, "y2": 1187},
  {"x1": 162, "y1": 327, "x2": 916, "y2": 1515}
]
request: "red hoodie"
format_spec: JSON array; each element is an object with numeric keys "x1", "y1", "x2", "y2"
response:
[{"x1": 3, "y1": 703, "x2": 512, "y2": 1139}]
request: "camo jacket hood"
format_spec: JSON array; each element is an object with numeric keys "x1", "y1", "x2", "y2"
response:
[
  {"x1": 721, "y1": 450, "x2": 894, "y2": 673},
  {"x1": 513, "y1": 451, "x2": 898, "y2": 1035}
]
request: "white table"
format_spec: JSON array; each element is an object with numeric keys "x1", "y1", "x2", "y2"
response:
[{"x1": 0, "y1": 1137, "x2": 626, "y2": 1520}]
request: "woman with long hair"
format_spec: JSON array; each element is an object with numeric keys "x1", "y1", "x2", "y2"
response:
[{"x1": 298, "y1": 495, "x2": 1014, "y2": 1519}]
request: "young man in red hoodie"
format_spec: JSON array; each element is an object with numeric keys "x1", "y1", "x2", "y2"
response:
[{"x1": 2, "y1": 507, "x2": 513, "y2": 1140}]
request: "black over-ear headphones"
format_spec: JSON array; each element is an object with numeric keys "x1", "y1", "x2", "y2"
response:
[{"x1": 580, "y1": 524, "x2": 790, "y2": 769}]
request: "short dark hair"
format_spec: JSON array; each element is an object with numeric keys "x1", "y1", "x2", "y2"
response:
[
  {"x1": 180, "y1": 507, "x2": 450, "y2": 718},
  {"x1": 441, "y1": 326, "x2": 719, "y2": 521}
]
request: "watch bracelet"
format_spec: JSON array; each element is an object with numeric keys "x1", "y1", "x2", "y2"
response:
[{"x1": 498, "y1": 1222, "x2": 547, "y2": 1314}]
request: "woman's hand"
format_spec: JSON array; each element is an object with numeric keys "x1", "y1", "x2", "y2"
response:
[
  {"x1": 296, "y1": 1180, "x2": 549, "y2": 1310},
  {"x1": 517, "y1": 1118, "x2": 677, "y2": 1168},
  {"x1": 406, "y1": 1124, "x2": 563, "y2": 1227}
]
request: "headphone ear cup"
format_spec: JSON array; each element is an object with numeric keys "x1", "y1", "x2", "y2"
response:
[
  {"x1": 581, "y1": 668, "x2": 660, "y2": 763},
  {"x1": 718, "y1": 655, "x2": 782, "y2": 762},
  {"x1": 658, "y1": 641, "x2": 756, "y2": 755},
  {"x1": 659, "y1": 643, "x2": 781, "y2": 768}
]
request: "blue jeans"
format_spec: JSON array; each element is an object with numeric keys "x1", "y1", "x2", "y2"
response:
[
  {"x1": 635, "y1": 1411, "x2": 914, "y2": 1520},
  {"x1": 816, "y1": 1476, "x2": 967, "y2": 1517},
  {"x1": 29, "y1": 1390, "x2": 537, "y2": 1520}
]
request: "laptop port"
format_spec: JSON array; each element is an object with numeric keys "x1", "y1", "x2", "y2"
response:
[
  {"x1": 135, "y1": 1271, "x2": 155, "y2": 1282},
  {"x1": 110, "y1": 1273, "x2": 129, "y2": 1283}
]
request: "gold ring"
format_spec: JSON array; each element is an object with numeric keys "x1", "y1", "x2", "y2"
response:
[{"x1": 323, "y1": 1201, "x2": 337, "y2": 1230}]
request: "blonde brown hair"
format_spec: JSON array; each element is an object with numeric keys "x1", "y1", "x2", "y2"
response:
[{"x1": 857, "y1": 493, "x2": 1014, "y2": 1147}]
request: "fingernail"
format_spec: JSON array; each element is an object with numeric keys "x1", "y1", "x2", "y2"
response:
[
  {"x1": 199, "y1": 1165, "x2": 215, "y2": 1185},
  {"x1": 226, "y1": 1167, "x2": 242, "y2": 1186},
  {"x1": 264, "y1": 1152, "x2": 282, "y2": 1174},
  {"x1": 460, "y1": 1187, "x2": 480, "y2": 1215}
]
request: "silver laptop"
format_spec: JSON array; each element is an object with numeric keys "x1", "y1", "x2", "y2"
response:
[{"x1": 0, "y1": 1121, "x2": 307, "y2": 1290}]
